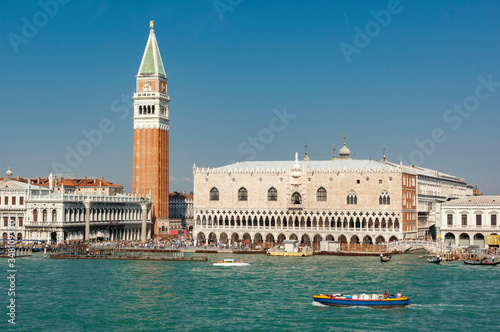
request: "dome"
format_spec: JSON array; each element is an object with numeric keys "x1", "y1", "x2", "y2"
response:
[
  {"x1": 339, "y1": 144, "x2": 350, "y2": 158},
  {"x1": 5, "y1": 168, "x2": 12, "y2": 179}
]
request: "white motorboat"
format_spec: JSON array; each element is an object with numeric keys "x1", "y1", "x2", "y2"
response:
[{"x1": 212, "y1": 258, "x2": 250, "y2": 266}]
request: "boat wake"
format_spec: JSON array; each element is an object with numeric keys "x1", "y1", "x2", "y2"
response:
[{"x1": 311, "y1": 301, "x2": 327, "y2": 307}]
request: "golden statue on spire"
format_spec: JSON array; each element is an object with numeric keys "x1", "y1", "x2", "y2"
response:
[{"x1": 150, "y1": 20, "x2": 154, "y2": 29}]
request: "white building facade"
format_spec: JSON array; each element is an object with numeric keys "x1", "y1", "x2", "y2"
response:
[
  {"x1": 193, "y1": 149, "x2": 420, "y2": 249},
  {"x1": 193, "y1": 145, "x2": 473, "y2": 250},
  {"x1": 1, "y1": 169, "x2": 153, "y2": 243},
  {"x1": 0, "y1": 169, "x2": 32, "y2": 240},
  {"x1": 437, "y1": 196, "x2": 499, "y2": 248}
]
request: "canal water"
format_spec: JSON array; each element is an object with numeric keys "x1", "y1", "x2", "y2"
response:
[{"x1": 4, "y1": 253, "x2": 499, "y2": 331}]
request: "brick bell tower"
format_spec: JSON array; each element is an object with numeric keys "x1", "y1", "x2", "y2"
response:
[{"x1": 133, "y1": 21, "x2": 170, "y2": 236}]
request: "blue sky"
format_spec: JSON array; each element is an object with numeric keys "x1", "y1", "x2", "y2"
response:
[{"x1": 1, "y1": 0, "x2": 499, "y2": 194}]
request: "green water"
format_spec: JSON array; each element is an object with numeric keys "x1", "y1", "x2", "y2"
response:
[{"x1": 3, "y1": 253, "x2": 499, "y2": 331}]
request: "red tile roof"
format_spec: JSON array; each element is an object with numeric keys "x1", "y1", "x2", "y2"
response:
[{"x1": 1, "y1": 176, "x2": 123, "y2": 188}]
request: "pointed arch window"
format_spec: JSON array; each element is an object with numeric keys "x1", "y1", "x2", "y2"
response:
[
  {"x1": 42, "y1": 209, "x2": 48, "y2": 222},
  {"x1": 316, "y1": 187, "x2": 327, "y2": 201},
  {"x1": 346, "y1": 191, "x2": 357, "y2": 205},
  {"x1": 209, "y1": 188, "x2": 219, "y2": 201},
  {"x1": 291, "y1": 192, "x2": 302, "y2": 205},
  {"x1": 238, "y1": 187, "x2": 248, "y2": 201},
  {"x1": 267, "y1": 187, "x2": 278, "y2": 201},
  {"x1": 379, "y1": 190, "x2": 390, "y2": 205}
]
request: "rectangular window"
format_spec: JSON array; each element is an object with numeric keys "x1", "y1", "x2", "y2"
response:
[
  {"x1": 4, "y1": 197, "x2": 7, "y2": 205},
  {"x1": 492, "y1": 215, "x2": 497, "y2": 227},
  {"x1": 19, "y1": 217, "x2": 23, "y2": 227},
  {"x1": 12, "y1": 197, "x2": 16, "y2": 205},
  {"x1": 3, "y1": 217, "x2": 7, "y2": 227},
  {"x1": 476, "y1": 215, "x2": 482, "y2": 226},
  {"x1": 20, "y1": 197, "x2": 24, "y2": 205},
  {"x1": 461, "y1": 214, "x2": 467, "y2": 226},
  {"x1": 357, "y1": 180, "x2": 360, "y2": 184},
  {"x1": 447, "y1": 214, "x2": 453, "y2": 226},
  {"x1": 379, "y1": 179, "x2": 382, "y2": 184}
]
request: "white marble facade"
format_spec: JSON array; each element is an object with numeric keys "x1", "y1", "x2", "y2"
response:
[
  {"x1": 1, "y1": 170, "x2": 152, "y2": 243},
  {"x1": 437, "y1": 196, "x2": 499, "y2": 248},
  {"x1": 193, "y1": 152, "x2": 473, "y2": 247}
]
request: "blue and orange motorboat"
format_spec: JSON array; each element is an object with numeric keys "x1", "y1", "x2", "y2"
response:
[{"x1": 313, "y1": 293, "x2": 410, "y2": 308}]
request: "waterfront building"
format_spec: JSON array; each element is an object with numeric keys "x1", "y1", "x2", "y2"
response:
[
  {"x1": 170, "y1": 191, "x2": 194, "y2": 232},
  {"x1": 193, "y1": 140, "x2": 473, "y2": 249},
  {"x1": 0, "y1": 168, "x2": 32, "y2": 240},
  {"x1": 132, "y1": 22, "x2": 170, "y2": 236},
  {"x1": 437, "y1": 196, "x2": 499, "y2": 248},
  {"x1": 156, "y1": 191, "x2": 194, "y2": 238},
  {"x1": 1, "y1": 168, "x2": 152, "y2": 243},
  {"x1": 383, "y1": 163, "x2": 473, "y2": 238}
]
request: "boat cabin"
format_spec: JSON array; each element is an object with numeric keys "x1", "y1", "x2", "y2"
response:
[{"x1": 283, "y1": 240, "x2": 298, "y2": 253}]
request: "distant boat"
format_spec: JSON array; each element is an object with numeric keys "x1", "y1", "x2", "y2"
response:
[
  {"x1": 380, "y1": 255, "x2": 391, "y2": 262},
  {"x1": 313, "y1": 293, "x2": 410, "y2": 308},
  {"x1": 464, "y1": 260, "x2": 500, "y2": 266},
  {"x1": 427, "y1": 256, "x2": 442, "y2": 264},
  {"x1": 212, "y1": 258, "x2": 250, "y2": 266}
]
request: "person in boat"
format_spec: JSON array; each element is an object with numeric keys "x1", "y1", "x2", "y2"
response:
[
  {"x1": 384, "y1": 291, "x2": 389, "y2": 299},
  {"x1": 397, "y1": 292, "x2": 401, "y2": 298}
]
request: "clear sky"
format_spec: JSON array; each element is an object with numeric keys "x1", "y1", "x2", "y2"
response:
[{"x1": 1, "y1": 0, "x2": 499, "y2": 194}]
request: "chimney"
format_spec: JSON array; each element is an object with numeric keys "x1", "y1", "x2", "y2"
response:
[{"x1": 84, "y1": 176, "x2": 87, "y2": 179}]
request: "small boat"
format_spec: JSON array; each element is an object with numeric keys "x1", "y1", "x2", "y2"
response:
[
  {"x1": 212, "y1": 258, "x2": 250, "y2": 266},
  {"x1": 464, "y1": 260, "x2": 500, "y2": 266},
  {"x1": 427, "y1": 256, "x2": 442, "y2": 264},
  {"x1": 380, "y1": 255, "x2": 391, "y2": 262},
  {"x1": 313, "y1": 293, "x2": 410, "y2": 308}
]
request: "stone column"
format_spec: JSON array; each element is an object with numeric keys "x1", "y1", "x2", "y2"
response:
[
  {"x1": 141, "y1": 202, "x2": 149, "y2": 243},
  {"x1": 84, "y1": 201, "x2": 91, "y2": 242}
]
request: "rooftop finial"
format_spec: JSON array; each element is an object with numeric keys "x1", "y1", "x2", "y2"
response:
[
  {"x1": 381, "y1": 145, "x2": 387, "y2": 162},
  {"x1": 343, "y1": 132, "x2": 347, "y2": 146},
  {"x1": 303, "y1": 143, "x2": 310, "y2": 161},
  {"x1": 331, "y1": 144, "x2": 336, "y2": 160},
  {"x1": 150, "y1": 20, "x2": 154, "y2": 29}
]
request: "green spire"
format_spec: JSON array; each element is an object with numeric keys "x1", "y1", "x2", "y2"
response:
[
  {"x1": 138, "y1": 27, "x2": 166, "y2": 76},
  {"x1": 156, "y1": 44, "x2": 165, "y2": 76}
]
